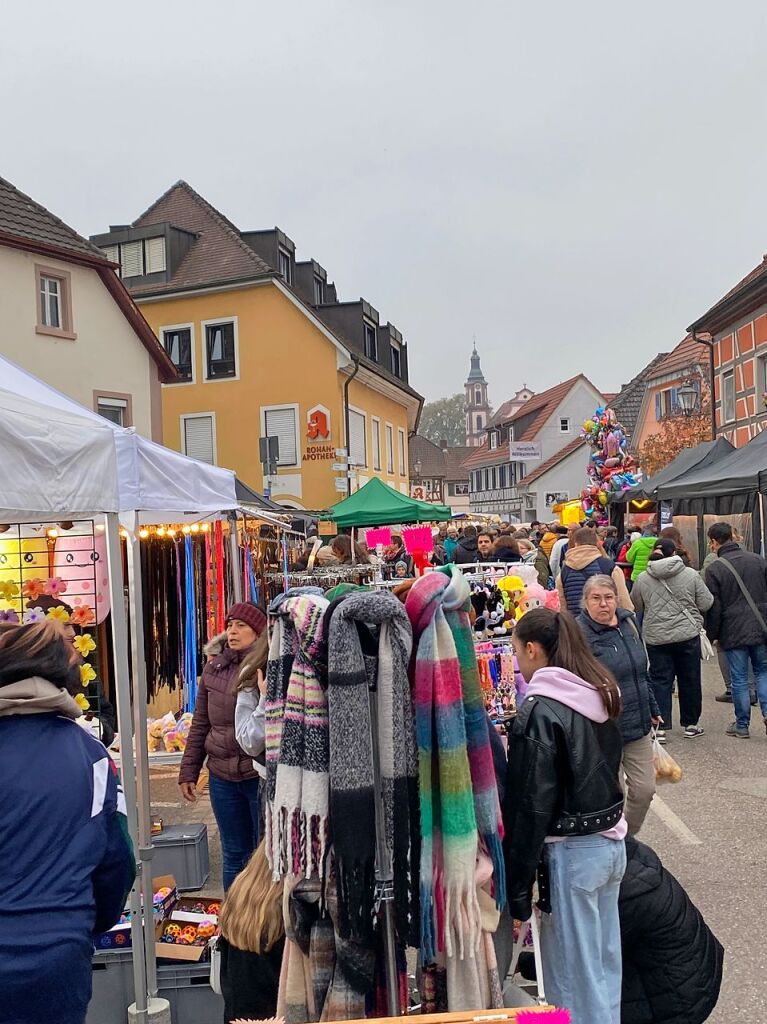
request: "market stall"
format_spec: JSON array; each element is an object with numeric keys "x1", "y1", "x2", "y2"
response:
[{"x1": 328, "y1": 476, "x2": 452, "y2": 527}]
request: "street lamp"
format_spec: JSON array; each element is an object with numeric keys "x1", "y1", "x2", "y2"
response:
[
  {"x1": 677, "y1": 380, "x2": 699, "y2": 416},
  {"x1": 414, "y1": 458, "x2": 422, "y2": 478}
]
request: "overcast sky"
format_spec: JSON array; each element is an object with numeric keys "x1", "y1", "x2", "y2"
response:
[{"x1": 3, "y1": 1, "x2": 766, "y2": 408}]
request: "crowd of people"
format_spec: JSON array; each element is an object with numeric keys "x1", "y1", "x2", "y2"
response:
[{"x1": 7, "y1": 510, "x2": 760, "y2": 1022}]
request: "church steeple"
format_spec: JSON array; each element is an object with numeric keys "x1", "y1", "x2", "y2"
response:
[{"x1": 464, "y1": 345, "x2": 491, "y2": 446}]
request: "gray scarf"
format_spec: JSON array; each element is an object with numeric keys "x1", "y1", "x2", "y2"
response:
[{"x1": 326, "y1": 590, "x2": 419, "y2": 945}]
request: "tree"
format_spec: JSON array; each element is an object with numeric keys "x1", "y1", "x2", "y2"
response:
[
  {"x1": 419, "y1": 394, "x2": 469, "y2": 446},
  {"x1": 637, "y1": 379, "x2": 712, "y2": 477}
]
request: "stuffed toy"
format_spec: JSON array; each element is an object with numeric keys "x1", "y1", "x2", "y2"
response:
[
  {"x1": 517, "y1": 581, "x2": 547, "y2": 617},
  {"x1": 543, "y1": 588, "x2": 561, "y2": 611}
]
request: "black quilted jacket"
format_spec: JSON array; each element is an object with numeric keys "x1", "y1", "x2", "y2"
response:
[{"x1": 620, "y1": 838, "x2": 723, "y2": 1024}]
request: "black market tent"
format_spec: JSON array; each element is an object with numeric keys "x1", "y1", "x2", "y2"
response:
[
  {"x1": 329, "y1": 476, "x2": 452, "y2": 528},
  {"x1": 658, "y1": 429, "x2": 767, "y2": 500},
  {"x1": 620, "y1": 438, "x2": 735, "y2": 502},
  {"x1": 235, "y1": 477, "x2": 288, "y2": 514}
]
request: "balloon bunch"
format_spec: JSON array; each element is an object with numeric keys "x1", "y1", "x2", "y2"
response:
[{"x1": 580, "y1": 406, "x2": 638, "y2": 519}]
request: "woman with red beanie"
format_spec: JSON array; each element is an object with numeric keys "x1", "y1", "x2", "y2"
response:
[{"x1": 179, "y1": 601, "x2": 268, "y2": 890}]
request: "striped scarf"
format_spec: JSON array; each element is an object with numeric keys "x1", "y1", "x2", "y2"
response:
[
  {"x1": 265, "y1": 589, "x2": 329, "y2": 879},
  {"x1": 438, "y1": 564, "x2": 506, "y2": 911},
  {"x1": 406, "y1": 571, "x2": 480, "y2": 965},
  {"x1": 326, "y1": 590, "x2": 420, "y2": 946}
]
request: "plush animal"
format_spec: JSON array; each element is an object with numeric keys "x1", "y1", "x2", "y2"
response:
[{"x1": 518, "y1": 582, "x2": 547, "y2": 618}]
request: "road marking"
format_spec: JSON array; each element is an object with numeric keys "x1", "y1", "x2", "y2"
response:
[{"x1": 650, "y1": 794, "x2": 702, "y2": 845}]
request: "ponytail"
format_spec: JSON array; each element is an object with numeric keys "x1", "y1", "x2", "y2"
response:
[{"x1": 514, "y1": 607, "x2": 621, "y2": 720}]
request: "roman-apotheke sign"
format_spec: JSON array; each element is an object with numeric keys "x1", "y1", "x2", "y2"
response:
[{"x1": 509, "y1": 441, "x2": 542, "y2": 462}]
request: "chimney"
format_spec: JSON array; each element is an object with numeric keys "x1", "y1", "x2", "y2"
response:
[{"x1": 440, "y1": 439, "x2": 448, "y2": 450}]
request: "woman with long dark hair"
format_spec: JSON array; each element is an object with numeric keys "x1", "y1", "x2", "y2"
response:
[{"x1": 503, "y1": 607, "x2": 626, "y2": 1024}]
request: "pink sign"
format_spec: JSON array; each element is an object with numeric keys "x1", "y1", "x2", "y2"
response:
[
  {"x1": 402, "y1": 526, "x2": 433, "y2": 554},
  {"x1": 365, "y1": 527, "x2": 392, "y2": 548}
]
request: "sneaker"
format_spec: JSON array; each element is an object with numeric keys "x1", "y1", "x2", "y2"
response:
[
  {"x1": 684, "y1": 725, "x2": 705, "y2": 739},
  {"x1": 655, "y1": 730, "x2": 667, "y2": 745},
  {"x1": 715, "y1": 692, "x2": 733, "y2": 703},
  {"x1": 726, "y1": 722, "x2": 750, "y2": 739},
  {"x1": 751, "y1": 696, "x2": 758, "y2": 707}
]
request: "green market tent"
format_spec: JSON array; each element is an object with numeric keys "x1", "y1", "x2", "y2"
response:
[{"x1": 329, "y1": 476, "x2": 452, "y2": 528}]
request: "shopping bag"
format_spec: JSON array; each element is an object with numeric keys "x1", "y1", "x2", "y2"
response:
[
  {"x1": 699, "y1": 629, "x2": 715, "y2": 661},
  {"x1": 652, "y1": 731, "x2": 683, "y2": 784}
]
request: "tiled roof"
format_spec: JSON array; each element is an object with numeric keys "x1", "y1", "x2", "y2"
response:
[
  {"x1": 611, "y1": 352, "x2": 669, "y2": 444},
  {"x1": 0, "y1": 176, "x2": 107, "y2": 260},
  {"x1": 489, "y1": 399, "x2": 519, "y2": 426},
  {"x1": 443, "y1": 446, "x2": 472, "y2": 480},
  {"x1": 409, "y1": 434, "x2": 448, "y2": 477},
  {"x1": 409, "y1": 436, "x2": 472, "y2": 481},
  {"x1": 649, "y1": 334, "x2": 709, "y2": 379},
  {"x1": 689, "y1": 255, "x2": 767, "y2": 332},
  {"x1": 519, "y1": 437, "x2": 586, "y2": 486},
  {"x1": 129, "y1": 180, "x2": 272, "y2": 295}
]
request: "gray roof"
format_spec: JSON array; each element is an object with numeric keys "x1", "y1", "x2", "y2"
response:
[
  {"x1": 612, "y1": 352, "x2": 669, "y2": 445},
  {"x1": 0, "y1": 176, "x2": 107, "y2": 260}
]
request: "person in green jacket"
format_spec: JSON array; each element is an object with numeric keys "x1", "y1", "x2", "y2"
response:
[{"x1": 626, "y1": 525, "x2": 658, "y2": 582}]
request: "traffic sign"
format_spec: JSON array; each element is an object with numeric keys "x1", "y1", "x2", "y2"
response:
[
  {"x1": 331, "y1": 463, "x2": 347, "y2": 472},
  {"x1": 335, "y1": 448, "x2": 348, "y2": 458}
]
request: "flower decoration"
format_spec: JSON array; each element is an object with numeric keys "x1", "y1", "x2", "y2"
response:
[
  {"x1": 74, "y1": 692, "x2": 91, "y2": 712},
  {"x1": 47, "y1": 605, "x2": 71, "y2": 623},
  {"x1": 0, "y1": 580, "x2": 20, "y2": 601},
  {"x1": 43, "y1": 577, "x2": 68, "y2": 598},
  {"x1": 22, "y1": 578, "x2": 46, "y2": 600},
  {"x1": 71, "y1": 605, "x2": 95, "y2": 626},
  {"x1": 73, "y1": 633, "x2": 96, "y2": 657},
  {"x1": 23, "y1": 607, "x2": 45, "y2": 624},
  {"x1": 80, "y1": 663, "x2": 97, "y2": 688},
  {"x1": 0, "y1": 609, "x2": 19, "y2": 623}
]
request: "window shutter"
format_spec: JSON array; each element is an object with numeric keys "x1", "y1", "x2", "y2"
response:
[
  {"x1": 372, "y1": 420, "x2": 381, "y2": 469},
  {"x1": 655, "y1": 393, "x2": 662, "y2": 419},
  {"x1": 121, "y1": 241, "x2": 143, "y2": 278},
  {"x1": 145, "y1": 237, "x2": 166, "y2": 273},
  {"x1": 349, "y1": 410, "x2": 367, "y2": 467},
  {"x1": 264, "y1": 408, "x2": 298, "y2": 466},
  {"x1": 670, "y1": 387, "x2": 679, "y2": 414},
  {"x1": 398, "y1": 430, "x2": 406, "y2": 474},
  {"x1": 184, "y1": 416, "x2": 215, "y2": 464},
  {"x1": 101, "y1": 244, "x2": 119, "y2": 264}
]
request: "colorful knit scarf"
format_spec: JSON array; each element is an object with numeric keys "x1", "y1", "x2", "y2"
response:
[
  {"x1": 406, "y1": 572, "x2": 480, "y2": 965},
  {"x1": 438, "y1": 564, "x2": 506, "y2": 910},
  {"x1": 326, "y1": 590, "x2": 420, "y2": 946},
  {"x1": 265, "y1": 589, "x2": 329, "y2": 879}
]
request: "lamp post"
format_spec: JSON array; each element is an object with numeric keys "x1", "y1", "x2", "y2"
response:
[{"x1": 677, "y1": 380, "x2": 699, "y2": 417}]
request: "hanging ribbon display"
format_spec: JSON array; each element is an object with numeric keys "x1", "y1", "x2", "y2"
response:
[
  {"x1": 281, "y1": 532, "x2": 289, "y2": 593},
  {"x1": 184, "y1": 534, "x2": 199, "y2": 711},
  {"x1": 204, "y1": 529, "x2": 214, "y2": 640},
  {"x1": 214, "y1": 520, "x2": 226, "y2": 633}
]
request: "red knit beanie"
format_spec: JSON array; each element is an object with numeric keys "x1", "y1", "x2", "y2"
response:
[{"x1": 226, "y1": 602, "x2": 267, "y2": 635}]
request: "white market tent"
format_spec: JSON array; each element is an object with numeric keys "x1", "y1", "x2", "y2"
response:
[{"x1": 0, "y1": 354, "x2": 240, "y2": 1018}]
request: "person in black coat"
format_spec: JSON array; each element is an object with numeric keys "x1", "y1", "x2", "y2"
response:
[
  {"x1": 705, "y1": 522, "x2": 767, "y2": 738},
  {"x1": 515, "y1": 837, "x2": 724, "y2": 1024},
  {"x1": 620, "y1": 837, "x2": 723, "y2": 1024}
]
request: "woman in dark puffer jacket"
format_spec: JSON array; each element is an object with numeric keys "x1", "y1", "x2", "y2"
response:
[
  {"x1": 620, "y1": 837, "x2": 723, "y2": 1024},
  {"x1": 179, "y1": 602, "x2": 268, "y2": 890}
]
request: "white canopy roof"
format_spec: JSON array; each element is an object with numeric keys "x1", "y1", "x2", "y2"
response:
[{"x1": 0, "y1": 355, "x2": 238, "y2": 523}]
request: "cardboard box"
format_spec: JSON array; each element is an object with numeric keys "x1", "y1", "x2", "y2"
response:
[
  {"x1": 93, "y1": 875, "x2": 178, "y2": 951},
  {"x1": 156, "y1": 919, "x2": 213, "y2": 963},
  {"x1": 170, "y1": 894, "x2": 222, "y2": 924}
]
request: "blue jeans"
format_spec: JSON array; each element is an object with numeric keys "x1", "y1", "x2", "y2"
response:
[
  {"x1": 208, "y1": 773, "x2": 261, "y2": 890},
  {"x1": 541, "y1": 836, "x2": 626, "y2": 1024},
  {"x1": 725, "y1": 645, "x2": 767, "y2": 730}
]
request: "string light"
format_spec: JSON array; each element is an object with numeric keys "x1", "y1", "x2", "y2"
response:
[
  {"x1": 190, "y1": 524, "x2": 200, "y2": 534},
  {"x1": 201, "y1": 523, "x2": 210, "y2": 533},
  {"x1": 139, "y1": 528, "x2": 149, "y2": 539},
  {"x1": 182, "y1": 525, "x2": 191, "y2": 535},
  {"x1": 46, "y1": 528, "x2": 58, "y2": 538},
  {"x1": 157, "y1": 527, "x2": 166, "y2": 537},
  {"x1": 119, "y1": 530, "x2": 129, "y2": 540},
  {"x1": 167, "y1": 529, "x2": 176, "y2": 538}
]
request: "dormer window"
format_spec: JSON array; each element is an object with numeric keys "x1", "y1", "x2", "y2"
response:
[
  {"x1": 279, "y1": 248, "x2": 292, "y2": 284},
  {"x1": 364, "y1": 320, "x2": 378, "y2": 360},
  {"x1": 313, "y1": 274, "x2": 324, "y2": 304},
  {"x1": 489, "y1": 431, "x2": 498, "y2": 450},
  {"x1": 508, "y1": 425, "x2": 515, "y2": 442},
  {"x1": 102, "y1": 237, "x2": 166, "y2": 278},
  {"x1": 390, "y1": 340, "x2": 402, "y2": 377}
]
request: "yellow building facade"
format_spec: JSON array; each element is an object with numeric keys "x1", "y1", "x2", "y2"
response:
[
  {"x1": 137, "y1": 279, "x2": 418, "y2": 509},
  {"x1": 92, "y1": 182, "x2": 422, "y2": 510}
]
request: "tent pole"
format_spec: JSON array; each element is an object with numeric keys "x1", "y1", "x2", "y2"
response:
[
  {"x1": 104, "y1": 513, "x2": 148, "y2": 1016},
  {"x1": 124, "y1": 518, "x2": 160, "y2": 1002},
  {"x1": 228, "y1": 512, "x2": 243, "y2": 603},
  {"x1": 760, "y1": 493, "x2": 766, "y2": 557}
]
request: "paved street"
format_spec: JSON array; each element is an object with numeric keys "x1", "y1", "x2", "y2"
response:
[{"x1": 149, "y1": 660, "x2": 763, "y2": 1021}]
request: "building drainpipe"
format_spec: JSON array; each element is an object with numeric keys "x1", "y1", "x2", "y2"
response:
[
  {"x1": 693, "y1": 330, "x2": 717, "y2": 440},
  {"x1": 343, "y1": 356, "x2": 360, "y2": 497}
]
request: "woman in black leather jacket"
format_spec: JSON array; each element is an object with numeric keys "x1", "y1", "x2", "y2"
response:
[{"x1": 503, "y1": 608, "x2": 626, "y2": 1024}]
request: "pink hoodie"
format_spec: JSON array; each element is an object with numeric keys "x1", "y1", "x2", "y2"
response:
[{"x1": 527, "y1": 666, "x2": 627, "y2": 841}]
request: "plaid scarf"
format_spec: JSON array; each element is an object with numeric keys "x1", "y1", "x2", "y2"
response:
[
  {"x1": 327, "y1": 590, "x2": 420, "y2": 946},
  {"x1": 265, "y1": 589, "x2": 329, "y2": 879},
  {"x1": 406, "y1": 571, "x2": 480, "y2": 965},
  {"x1": 438, "y1": 565, "x2": 506, "y2": 910}
]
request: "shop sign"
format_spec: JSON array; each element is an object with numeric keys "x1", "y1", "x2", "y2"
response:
[
  {"x1": 307, "y1": 405, "x2": 331, "y2": 440},
  {"x1": 510, "y1": 441, "x2": 542, "y2": 462},
  {"x1": 305, "y1": 444, "x2": 336, "y2": 461},
  {"x1": 318, "y1": 520, "x2": 336, "y2": 535},
  {"x1": 545, "y1": 491, "x2": 569, "y2": 506},
  {"x1": 659, "y1": 500, "x2": 673, "y2": 527},
  {"x1": 334, "y1": 477, "x2": 349, "y2": 492}
]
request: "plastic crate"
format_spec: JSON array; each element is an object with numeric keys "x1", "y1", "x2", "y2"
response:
[
  {"x1": 87, "y1": 952, "x2": 223, "y2": 1024},
  {"x1": 158, "y1": 962, "x2": 224, "y2": 1024},
  {"x1": 152, "y1": 823, "x2": 210, "y2": 891},
  {"x1": 87, "y1": 948, "x2": 135, "y2": 1024}
]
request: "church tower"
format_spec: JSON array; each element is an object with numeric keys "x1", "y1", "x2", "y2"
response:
[{"x1": 464, "y1": 345, "x2": 491, "y2": 446}]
